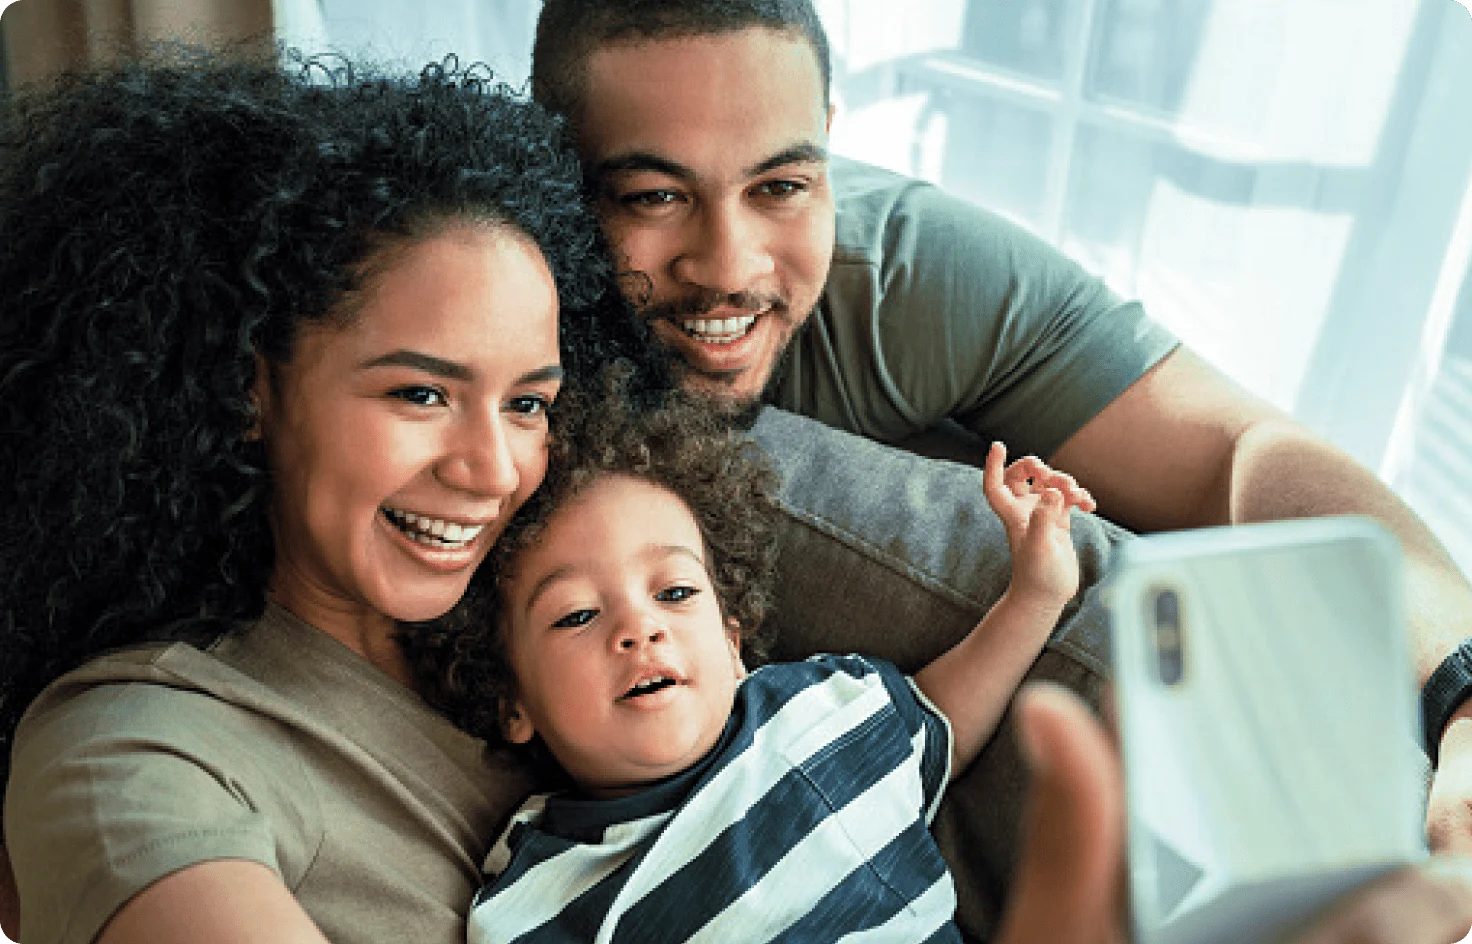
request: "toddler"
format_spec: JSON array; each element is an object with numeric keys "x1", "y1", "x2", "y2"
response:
[{"x1": 456, "y1": 380, "x2": 1094, "y2": 943}]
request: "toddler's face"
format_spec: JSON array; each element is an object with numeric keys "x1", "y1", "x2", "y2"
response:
[{"x1": 500, "y1": 472, "x2": 746, "y2": 795}]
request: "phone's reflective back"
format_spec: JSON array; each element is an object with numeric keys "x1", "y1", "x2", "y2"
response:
[{"x1": 1107, "y1": 518, "x2": 1425, "y2": 944}]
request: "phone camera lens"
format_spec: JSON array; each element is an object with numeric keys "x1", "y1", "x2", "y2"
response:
[{"x1": 1152, "y1": 588, "x2": 1186, "y2": 686}]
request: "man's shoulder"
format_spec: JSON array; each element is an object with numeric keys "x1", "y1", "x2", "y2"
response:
[{"x1": 829, "y1": 155, "x2": 1039, "y2": 269}]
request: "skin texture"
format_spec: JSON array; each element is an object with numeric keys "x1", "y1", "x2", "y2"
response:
[
  {"x1": 500, "y1": 473, "x2": 746, "y2": 796},
  {"x1": 572, "y1": 22, "x2": 1472, "y2": 856},
  {"x1": 578, "y1": 29, "x2": 835, "y2": 405},
  {"x1": 255, "y1": 224, "x2": 563, "y2": 688}
]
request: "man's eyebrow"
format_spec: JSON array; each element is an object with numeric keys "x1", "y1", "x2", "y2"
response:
[
  {"x1": 593, "y1": 151, "x2": 695, "y2": 182},
  {"x1": 593, "y1": 143, "x2": 829, "y2": 183},
  {"x1": 745, "y1": 143, "x2": 828, "y2": 178}
]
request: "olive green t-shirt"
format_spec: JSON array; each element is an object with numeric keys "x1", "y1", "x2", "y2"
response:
[
  {"x1": 769, "y1": 157, "x2": 1179, "y2": 457},
  {"x1": 5, "y1": 604, "x2": 534, "y2": 944}
]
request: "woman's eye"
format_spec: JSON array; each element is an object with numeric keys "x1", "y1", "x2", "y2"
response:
[
  {"x1": 552, "y1": 609, "x2": 597, "y2": 629},
  {"x1": 656, "y1": 585, "x2": 699, "y2": 604},
  {"x1": 507, "y1": 394, "x2": 550, "y2": 416},
  {"x1": 389, "y1": 385, "x2": 446, "y2": 407}
]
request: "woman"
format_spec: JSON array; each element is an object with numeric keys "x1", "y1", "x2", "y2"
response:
[{"x1": 0, "y1": 51, "x2": 660, "y2": 943}]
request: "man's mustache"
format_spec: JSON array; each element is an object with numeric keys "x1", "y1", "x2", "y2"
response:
[{"x1": 639, "y1": 288, "x2": 787, "y2": 324}]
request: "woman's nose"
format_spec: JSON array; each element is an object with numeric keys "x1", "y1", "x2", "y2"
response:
[{"x1": 438, "y1": 413, "x2": 522, "y2": 498}]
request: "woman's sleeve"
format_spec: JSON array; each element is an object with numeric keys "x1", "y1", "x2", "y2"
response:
[{"x1": 5, "y1": 680, "x2": 310, "y2": 944}]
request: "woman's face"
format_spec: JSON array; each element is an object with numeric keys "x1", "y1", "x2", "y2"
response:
[{"x1": 257, "y1": 223, "x2": 562, "y2": 637}]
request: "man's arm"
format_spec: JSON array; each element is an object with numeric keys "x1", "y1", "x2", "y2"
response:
[{"x1": 1049, "y1": 345, "x2": 1472, "y2": 847}]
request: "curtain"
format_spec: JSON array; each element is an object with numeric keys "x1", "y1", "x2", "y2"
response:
[{"x1": 1, "y1": 0, "x2": 274, "y2": 86}]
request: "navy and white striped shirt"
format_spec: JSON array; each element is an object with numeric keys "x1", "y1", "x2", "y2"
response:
[{"x1": 468, "y1": 654, "x2": 958, "y2": 944}]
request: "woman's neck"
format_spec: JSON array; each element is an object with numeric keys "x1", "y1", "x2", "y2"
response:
[{"x1": 266, "y1": 590, "x2": 419, "y2": 692}]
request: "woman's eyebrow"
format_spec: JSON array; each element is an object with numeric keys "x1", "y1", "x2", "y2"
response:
[{"x1": 359, "y1": 349, "x2": 472, "y2": 381}]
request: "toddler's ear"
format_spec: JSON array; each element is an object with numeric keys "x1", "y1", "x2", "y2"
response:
[
  {"x1": 501, "y1": 701, "x2": 536, "y2": 745},
  {"x1": 725, "y1": 618, "x2": 748, "y2": 680}
]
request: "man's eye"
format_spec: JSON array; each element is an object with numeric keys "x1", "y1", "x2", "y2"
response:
[
  {"x1": 620, "y1": 189, "x2": 682, "y2": 208},
  {"x1": 656, "y1": 586, "x2": 699, "y2": 604},
  {"x1": 552, "y1": 609, "x2": 597, "y2": 629},
  {"x1": 755, "y1": 179, "x2": 805, "y2": 199},
  {"x1": 507, "y1": 394, "x2": 551, "y2": 416},
  {"x1": 389, "y1": 385, "x2": 446, "y2": 407}
]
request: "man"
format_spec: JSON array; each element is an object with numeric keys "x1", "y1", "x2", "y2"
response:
[{"x1": 529, "y1": 0, "x2": 1472, "y2": 938}]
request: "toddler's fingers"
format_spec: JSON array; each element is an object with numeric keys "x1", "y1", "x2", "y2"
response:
[
  {"x1": 984, "y1": 442, "x2": 1011, "y2": 508},
  {"x1": 1026, "y1": 489, "x2": 1068, "y2": 542},
  {"x1": 1006, "y1": 455, "x2": 1048, "y2": 496}
]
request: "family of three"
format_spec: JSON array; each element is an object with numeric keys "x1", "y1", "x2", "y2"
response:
[{"x1": 2, "y1": 1, "x2": 1471, "y2": 942}]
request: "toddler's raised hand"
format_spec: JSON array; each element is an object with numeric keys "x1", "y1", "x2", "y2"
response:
[{"x1": 982, "y1": 442, "x2": 1097, "y2": 605}]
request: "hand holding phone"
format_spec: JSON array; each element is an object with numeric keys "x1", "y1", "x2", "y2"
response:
[{"x1": 1107, "y1": 518, "x2": 1426, "y2": 944}]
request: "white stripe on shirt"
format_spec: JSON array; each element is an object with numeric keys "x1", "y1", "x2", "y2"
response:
[{"x1": 685, "y1": 756, "x2": 928, "y2": 943}]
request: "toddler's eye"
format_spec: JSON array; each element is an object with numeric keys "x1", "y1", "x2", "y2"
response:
[
  {"x1": 656, "y1": 586, "x2": 699, "y2": 603},
  {"x1": 552, "y1": 609, "x2": 597, "y2": 629}
]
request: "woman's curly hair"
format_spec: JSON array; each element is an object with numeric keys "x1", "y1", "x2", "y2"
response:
[
  {"x1": 0, "y1": 48, "x2": 670, "y2": 796},
  {"x1": 408, "y1": 364, "x2": 781, "y2": 744}
]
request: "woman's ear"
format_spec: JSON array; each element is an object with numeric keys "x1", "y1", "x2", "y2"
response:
[
  {"x1": 725, "y1": 618, "x2": 748, "y2": 680},
  {"x1": 501, "y1": 701, "x2": 536, "y2": 745},
  {"x1": 246, "y1": 352, "x2": 271, "y2": 442}
]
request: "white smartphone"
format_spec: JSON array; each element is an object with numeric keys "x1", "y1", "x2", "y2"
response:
[{"x1": 1106, "y1": 517, "x2": 1427, "y2": 944}]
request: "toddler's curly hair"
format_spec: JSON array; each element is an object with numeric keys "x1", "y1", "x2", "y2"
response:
[{"x1": 409, "y1": 364, "x2": 781, "y2": 743}]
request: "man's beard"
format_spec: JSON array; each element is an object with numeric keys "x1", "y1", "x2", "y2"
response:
[{"x1": 635, "y1": 287, "x2": 805, "y2": 428}]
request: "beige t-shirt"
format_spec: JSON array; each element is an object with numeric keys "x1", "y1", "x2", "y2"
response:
[{"x1": 4, "y1": 604, "x2": 534, "y2": 944}]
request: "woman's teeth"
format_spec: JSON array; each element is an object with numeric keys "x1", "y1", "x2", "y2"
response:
[
  {"x1": 681, "y1": 313, "x2": 757, "y2": 344},
  {"x1": 382, "y1": 507, "x2": 485, "y2": 549}
]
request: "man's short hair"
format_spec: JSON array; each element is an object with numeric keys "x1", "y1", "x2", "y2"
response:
[{"x1": 532, "y1": 0, "x2": 832, "y2": 128}]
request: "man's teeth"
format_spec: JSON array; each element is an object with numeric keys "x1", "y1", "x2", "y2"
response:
[
  {"x1": 382, "y1": 508, "x2": 485, "y2": 548},
  {"x1": 681, "y1": 314, "x2": 757, "y2": 343}
]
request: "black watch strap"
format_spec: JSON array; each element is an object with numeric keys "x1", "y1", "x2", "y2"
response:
[{"x1": 1422, "y1": 638, "x2": 1472, "y2": 767}]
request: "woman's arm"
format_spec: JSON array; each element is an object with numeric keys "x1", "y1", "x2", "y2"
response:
[
  {"x1": 1, "y1": 845, "x2": 17, "y2": 940},
  {"x1": 96, "y1": 860, "x2": 330, "y2": 944}
]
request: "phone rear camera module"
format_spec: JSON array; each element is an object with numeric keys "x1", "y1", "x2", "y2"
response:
[{"x1": 1151, "y1": 587, "x2": 1186, "y2": 687}]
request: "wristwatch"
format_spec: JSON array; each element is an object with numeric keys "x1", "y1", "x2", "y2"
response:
[{"x1": 1422, "y1": 638, "x2": 1472, "y2": 767}]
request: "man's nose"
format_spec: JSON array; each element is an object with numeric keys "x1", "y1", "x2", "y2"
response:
[{"x1": 671, "y1": 203, "x2": 775, "y2": 294}]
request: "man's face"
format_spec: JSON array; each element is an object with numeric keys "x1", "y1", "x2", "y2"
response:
[{"x1": 578, "y1": 27, "x2": 836, "y2": 405}]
